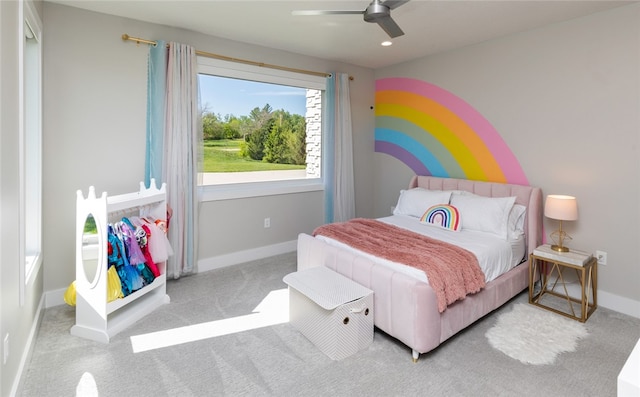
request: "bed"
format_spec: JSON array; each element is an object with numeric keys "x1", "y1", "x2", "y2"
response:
[{"x1": 296, "y1": 175, "x2": 542, "y2": 361}]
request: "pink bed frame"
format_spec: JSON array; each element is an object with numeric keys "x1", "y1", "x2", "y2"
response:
[{"x1": 297, "y1": 176, "x2": 542, "y2": 361}]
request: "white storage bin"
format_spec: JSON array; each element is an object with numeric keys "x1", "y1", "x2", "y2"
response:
[
  {"x1": 283, "y1": 266, "x2": 374, "y2": 360},
  {"x1": 618, "y1": 338, "x2": 640, "y2": 396}
]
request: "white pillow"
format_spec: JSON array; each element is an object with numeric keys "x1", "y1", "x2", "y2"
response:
[
  {"x1": 447, "y1": 190, "x2": 476, "y2": 197},
  {"x1": 449, "y1": 194, "x2": 516, "y2": 239},
  {"x1": 450, "y1": 190, "x2": 524, "y2": 236},
  {"x1": 508, "y1": 204, "x2": 527, "y2": 240},
  {"x1": 393, "y1": 188, "x2": 452, "y2": 218}
]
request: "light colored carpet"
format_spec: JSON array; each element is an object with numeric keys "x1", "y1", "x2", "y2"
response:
[
  {"x1": 485, "y1": 303, "x2": 588, "y2": 365},
  {"x1": 19, "y1": 252, "x2": 640, "y2": 396}
]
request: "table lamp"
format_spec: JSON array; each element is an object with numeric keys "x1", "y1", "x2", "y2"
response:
[{"x1": 544, "y1": 194, "x2": 578, "y2": 252}]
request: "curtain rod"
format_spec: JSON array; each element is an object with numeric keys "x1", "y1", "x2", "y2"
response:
[{"x1": 122, "y1": 34, "x2": 353, "y2": 81}]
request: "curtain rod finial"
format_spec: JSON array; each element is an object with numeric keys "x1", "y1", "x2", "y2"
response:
[{"x1": 122, "y1": 33, "x2": 130, "y2": 41}]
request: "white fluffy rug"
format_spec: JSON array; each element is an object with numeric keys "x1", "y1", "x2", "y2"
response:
[{"x1": 485, "y1": 303, "x2": 588, "y2": 365}]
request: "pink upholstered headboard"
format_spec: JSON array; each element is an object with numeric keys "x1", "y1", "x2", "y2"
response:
[{"x1": 409, "y1": 176, "x2": 543, "y2": 257}]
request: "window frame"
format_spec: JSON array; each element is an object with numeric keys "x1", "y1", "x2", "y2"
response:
[
  {"x1": 197, "y1": 57, "x2": 326, "y2": 201},
  {"x1": 19, "y1": 0, "x2": 43, "y2": 304}
]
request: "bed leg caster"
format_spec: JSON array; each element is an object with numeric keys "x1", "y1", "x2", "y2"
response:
[{"x1": 412, "y1": 350, "x2": 419, "y2": 363}]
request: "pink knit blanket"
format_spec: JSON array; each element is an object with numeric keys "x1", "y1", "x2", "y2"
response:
[{"x1": 313, "y1": 218, "x2": 486, "y2": 312}]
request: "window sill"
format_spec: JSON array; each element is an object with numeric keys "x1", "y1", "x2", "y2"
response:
[
  {"x1": 25, "y1": 252, "x2": 42, "y2": 286},
  {"x1": 200, "y1": 179, "x2": 324, "y2": 201}
]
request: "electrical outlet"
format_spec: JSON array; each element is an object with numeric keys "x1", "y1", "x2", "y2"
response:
[
  {"x1": 596, "y1": 250, "x2": 607, "y2": 266},
  {"x1": 264, "y1": 217, "x2": 271, "y2": 228},
  {"x1": 3, "y1": 334, "x2": 8, "y2": 364}
]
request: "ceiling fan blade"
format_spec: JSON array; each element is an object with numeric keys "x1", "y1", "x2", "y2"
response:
[
  {"x1": 292, "y1": 10, "x2": 364, "y2": 16},
  {"x1": 376, "y1": 15, "x2": 404, "y2": 38},
  {"x1": 381, "y1": 0, "x2": 410, "y2": 10},
  {"x1": 292, "y1": 0, "x2": 407, "y2": 39}
]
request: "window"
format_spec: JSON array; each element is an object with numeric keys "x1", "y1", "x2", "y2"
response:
[
  {"x1": 20, "y1": 1, "x2": 43, "y2": 298},
  {"x1": 197, "y1": 57, "x2": 325, "y2": 201}
]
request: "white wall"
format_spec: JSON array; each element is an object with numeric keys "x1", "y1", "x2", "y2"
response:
[
  {"x1": 374, "y1": 4, "x2": 640, "y2": 315},
  {"x1": 1, "y1": 1, "x2": 46, "y2": 395},
  {"x1": 41, "y1": 2, "x2": 375, "y2": 294}
]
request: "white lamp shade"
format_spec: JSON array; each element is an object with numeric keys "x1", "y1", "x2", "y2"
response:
[{"x1": 544, "y1": 195, "x2": 578, "y2": 221}]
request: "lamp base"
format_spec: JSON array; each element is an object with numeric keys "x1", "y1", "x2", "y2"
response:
[{"x1": 550, "y1": 244, "x2": 570, "y2": 253}]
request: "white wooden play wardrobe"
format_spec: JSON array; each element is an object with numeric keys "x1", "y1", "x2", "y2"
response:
[{"x1": 72, "y1": 179, "x2": 170, "y2": 343}]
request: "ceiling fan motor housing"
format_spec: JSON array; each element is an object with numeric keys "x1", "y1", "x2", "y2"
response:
[{"x1": 364, "y1": 2, "x2": 390, "y2": 22}]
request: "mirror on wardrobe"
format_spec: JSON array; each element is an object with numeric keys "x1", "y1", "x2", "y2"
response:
[{"x1": 81, "y1": 214, "x2": 100, "y2": 287}]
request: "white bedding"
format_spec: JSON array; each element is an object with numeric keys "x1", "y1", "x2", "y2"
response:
[{"x1": 315, "y1": 214, "x2": 525, "y2": 284}]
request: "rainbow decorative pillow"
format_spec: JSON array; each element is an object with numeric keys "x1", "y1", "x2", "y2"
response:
[{"x1": 420, "y1": 204, "x2": 461, "y2": 231}]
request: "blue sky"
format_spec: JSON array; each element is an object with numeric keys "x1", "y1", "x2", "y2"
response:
[{"x1": 198, "y1": 74, "x2": 307, "y2": 117}]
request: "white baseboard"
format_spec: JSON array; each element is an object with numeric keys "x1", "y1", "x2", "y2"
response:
[
  {"x1": 44, "y1": 240, "x2": 298, "y2": 307},
  {"x1": 46, "y1": 243, "x2": 639, "y2": 320},
  {"x1": 12, "y1": 295, "x2": 45, "y2": 397},
  {"x1": 597, "y1": 290, "x2": 640, "y2": 319},
  {"x1": 46, "y1": 287, "x2": 68, "y2": 309},
  {"x1": 196, "y1": 244, "x2": 639, "y2": 318},
  {"x1": 561, "y1": 283, "x2": 640, "y2": 319},
  {"x1": 197, "y1": 240, "x2": 297, "y2": 273}
]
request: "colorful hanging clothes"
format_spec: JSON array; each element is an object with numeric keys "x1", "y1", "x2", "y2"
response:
[
  {"x1": 105, "y1": 214, "x2": 174, "y2": 298},
  {"x1": 120, "y1": 218, "x2": 155, "y2": 285},
  {"x1": 108, "y1": 224, "x2": 144, "y2": 296},
  {"x1": 139, "y1": 223, "x2": 160, "y2": 277},
  {"x1": 129, "y1": 217, "x2": 161, "y2": 277},
  {"x1": 108, "y1": 225, "x2": 132, "y2": 296},
  {"x1": 118, "y1": 219, "x2": 147, "y2": 266},
  {"x1": 141, "y1": 217, "x2": 173, "y2": 263}
]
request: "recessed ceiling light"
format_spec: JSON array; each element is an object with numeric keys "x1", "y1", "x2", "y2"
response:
[{"x1": 381, "y1": 41, "x2": 393, "y2": 47}]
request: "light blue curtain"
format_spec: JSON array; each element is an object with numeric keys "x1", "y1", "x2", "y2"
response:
[
  {"x1": 324, "y1": 75, "x2": 336, "y2": 224},
  {"x1": 145, "y1": 40, "x2": 167, "y2": 187},
  {"x1": 324, "y1": 73, "x2": 355, "y2": 223}
]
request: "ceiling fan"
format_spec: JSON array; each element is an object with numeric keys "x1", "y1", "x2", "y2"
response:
[{"x1": 292, "y1": 0, "x2": 410, "y2": 39}]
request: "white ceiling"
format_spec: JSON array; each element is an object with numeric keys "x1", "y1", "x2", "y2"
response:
[{"x1": 47, "y1": 0, "x2": 636, "y2": 69}]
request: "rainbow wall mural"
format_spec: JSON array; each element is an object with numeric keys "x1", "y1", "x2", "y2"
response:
[{"x1": 375, "y1": 77, "x2": 528, "y2": 185}]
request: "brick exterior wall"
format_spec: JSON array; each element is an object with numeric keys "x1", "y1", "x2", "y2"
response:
[{"x1": 305, "y1": 89, "x2": 322, "y2": 178}]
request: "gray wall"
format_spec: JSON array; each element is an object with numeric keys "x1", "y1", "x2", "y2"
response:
[
  {"x1": 3, "y1": 2, "x2": 639, "y2": 393},
  {"x1": 41, "y1": 3, "x2": 375, "y2": 294},
  {"x1": 374, "y1": 4, "x2": 640, "y2": 314}
]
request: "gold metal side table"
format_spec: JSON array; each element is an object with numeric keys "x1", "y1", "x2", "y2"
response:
[{"x1": 529, "y1": 244, "x2": 597, "y2": 322}]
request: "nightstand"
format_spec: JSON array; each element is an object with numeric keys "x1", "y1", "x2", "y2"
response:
[{"x1": 529, "y1": 244, "x2": 597, "y2": 322}]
